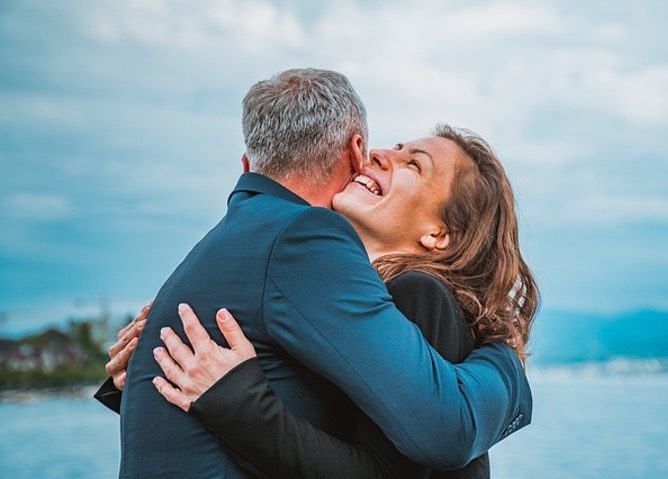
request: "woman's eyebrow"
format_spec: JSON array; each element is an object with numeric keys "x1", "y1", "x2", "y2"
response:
[{"x1": 410, "y1": 148, "x2": 434, "y2": 165}]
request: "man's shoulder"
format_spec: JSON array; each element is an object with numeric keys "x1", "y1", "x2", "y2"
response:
[
  {"x1": 222, "y1": 191, "x2": 312, "y2": 243},
  {"x1": 270, "y1": 206, "x2": 364, "y2": 250},
  {"x1": 264, "y1": 206, "x2": 378, "y2": 296},
  {"x1": 288, "y1": 206, "x2": 357, "y2": 232}
]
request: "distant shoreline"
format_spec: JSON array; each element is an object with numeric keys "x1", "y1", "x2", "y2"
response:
[
  {"x1": 529, "y1": 357, "x2": 668, "y2": 377},
  {"x1": 3, "y1": 357, "x2": 668, "y2": 404},
  {"x1": 0, "y1": 384, "x2": 98, "y2": 403}
]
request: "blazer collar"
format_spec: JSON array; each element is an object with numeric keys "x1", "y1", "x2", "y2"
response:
[{"x1": 228, "y1": 172, "x2": 310, "y2": 206}]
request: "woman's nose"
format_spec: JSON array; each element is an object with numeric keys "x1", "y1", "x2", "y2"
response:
[{"x1": 369, "y1": 150, "x2": 390, "y2": 170}]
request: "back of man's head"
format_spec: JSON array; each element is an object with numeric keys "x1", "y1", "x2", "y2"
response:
[{"x1": 242, "y1": 68, "x2": 368, "y2": 184}]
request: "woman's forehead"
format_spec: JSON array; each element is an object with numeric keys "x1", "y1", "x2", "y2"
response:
[{"x1": 408, "y1": 136, "x2": 464, "y2": 168}]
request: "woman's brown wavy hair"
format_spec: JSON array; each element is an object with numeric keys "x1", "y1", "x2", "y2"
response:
[{"x1": 373, "y1": 125, "x2": 539, "y2": 362}]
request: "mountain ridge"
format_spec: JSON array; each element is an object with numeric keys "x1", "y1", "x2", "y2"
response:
[{"x1": 529, "y1": 309, "x2": 668, "y2": 364}]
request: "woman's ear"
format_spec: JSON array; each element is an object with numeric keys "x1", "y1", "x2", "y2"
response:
[
  {"x1": 241, "y1": 153, "x2": 250, "y2": 172},
  {"x1": 419, "y1": 229, "x2": 450, "y2": 251}
]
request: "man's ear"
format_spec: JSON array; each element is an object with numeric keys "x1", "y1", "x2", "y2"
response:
[
  {"x1": 348, "y1": 133, "x2": 365, "y2": 173},
  {"x1": 419, "y1": 228, "x2": 450, "y2": 251},
  {"x1": 241, "y1": 153, "x2": 250, "y2": 172}
]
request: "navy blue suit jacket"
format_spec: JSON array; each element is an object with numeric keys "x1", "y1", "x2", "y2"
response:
[{"x1": 118, "y1": 173, "x2": 531, "y2": 478}]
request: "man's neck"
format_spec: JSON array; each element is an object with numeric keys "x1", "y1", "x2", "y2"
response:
[
  {"x1": 270, "y1": 161, "x2": 355, "y2": 209},
  {"x1": 278, "y1": 177, "x2": 345, "y2": 208}
]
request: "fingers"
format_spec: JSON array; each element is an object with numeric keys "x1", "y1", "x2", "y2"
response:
[
  {"x1": 106, "y1": 337, "x2": 139, "y2": 376},
  {"x1": 116, "y1": 317, "x2": 138, "y2": 341},
  {"x1": 152, "y1": 376, "x2": 190, "y2": 412},
  {"x1": 178, "y1": 304, "x2": 214, "y2": 355},
  {"x1": 119, "y1": 371, "x2": 127, "y2": 388},
  {"x1": 153, "y1": 346, "x2": 187, "y2": 387},
  {"x1": 112, "y1": 371, "x2": 127, "y2": 391},
  {"x1": 216, "y1": 309, "x2": 256, "y2": 358},
  {"x1": 117, "y1": 302, "x2": 152, "y2": 340},
  {"x1": 160, "y1": 326, "x2": 194, "y2": 367},
  {"x1": 109, "y1": 319, "x2": 145, "y2": 358}
]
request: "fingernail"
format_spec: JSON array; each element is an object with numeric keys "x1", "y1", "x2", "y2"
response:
[
  {"x1": 178, "y1": 303, "x2": 188, "y2": 314},
  {"x1": 152, "y1": 377, "x2": 159, "y2": 386},
  {"x1": 217, "y1": 308, "x2": 229, "y2": 321},
  {"x1": 153, "y1": 347, "x2": 161, "y2": 357},
  {"x1": 160, "y1": 327, "x2": 168, "y2": 337}
]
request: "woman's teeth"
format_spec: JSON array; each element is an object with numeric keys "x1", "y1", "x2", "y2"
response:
[{"x1": 353, "y1": 174, "x2": 381, "y2": 196}]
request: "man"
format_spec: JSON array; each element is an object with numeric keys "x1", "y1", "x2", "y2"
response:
[{"x1": 95, "y1": 68, "x2": 531, "y2": 478}]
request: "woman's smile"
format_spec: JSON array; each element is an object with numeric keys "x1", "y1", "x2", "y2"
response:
[{"x1": 351, "y1": 173, "x2": 383, "y2": 196}]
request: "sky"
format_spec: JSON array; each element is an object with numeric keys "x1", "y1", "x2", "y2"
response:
[{"x1": 1, "y1": 0, "x2": 667, "y2": 333}]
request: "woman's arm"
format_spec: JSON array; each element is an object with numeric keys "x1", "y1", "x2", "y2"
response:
[
  {"x1": 178, "y1": 272, "x2": 476, "y2": 479},
  {"x1": 190, "y1": 358, "x2": 395, "y2": 479},
  {"x1": 385, "y1": 271, "x2": 475, "y2": 364}
]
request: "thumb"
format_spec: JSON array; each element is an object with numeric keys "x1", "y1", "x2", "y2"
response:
[{"x1": 216, "y1": 309, "x2": 256, "y2": 357}]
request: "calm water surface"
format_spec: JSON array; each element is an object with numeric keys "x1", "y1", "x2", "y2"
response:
[{"x1": 1, "y1": 372, "x2": 667, "y2": 478}]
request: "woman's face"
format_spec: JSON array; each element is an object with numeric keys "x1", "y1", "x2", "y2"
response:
[{"x1": 333, "y1": 135, "x2": 463, "y2": 258}]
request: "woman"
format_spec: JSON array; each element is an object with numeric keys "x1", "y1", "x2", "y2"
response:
[{"x1": 105, "y1": 125, "x2": 538, "y2": 478}]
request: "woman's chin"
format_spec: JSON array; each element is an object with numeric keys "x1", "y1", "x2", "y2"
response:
[
  {"x1": 332, "y1": 193, "x2": 365, "y2": 226},
  {"x1": 332, "y1": 191, "x2": 352, "y2": 213},
  {"x1": 333, "y1": 184, "x2": 376, "y2": 213}
]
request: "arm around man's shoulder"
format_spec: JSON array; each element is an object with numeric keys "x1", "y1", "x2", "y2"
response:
[
  {"x1": 386, "y1": 271, "x2": 474, "y2": 364},
  {"x1": 262, "y1": 207, "x2": 532, "y2": 469}
]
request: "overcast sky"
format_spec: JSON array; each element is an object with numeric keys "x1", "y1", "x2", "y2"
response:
[{"x1": 1, "y1": 0, "x2": 667, "y2": 331}]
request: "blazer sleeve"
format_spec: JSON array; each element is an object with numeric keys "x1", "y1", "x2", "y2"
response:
[
  {"x1": 262, "y1": 208, "x2": 531, "y2": 470},
  {"x1": 188, "y1": 272, "x2": 482, "y2": 479}
]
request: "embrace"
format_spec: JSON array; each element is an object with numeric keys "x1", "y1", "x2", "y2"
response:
[{"x1": 95, "y1": 68, "x2": 538, "y2": 478}]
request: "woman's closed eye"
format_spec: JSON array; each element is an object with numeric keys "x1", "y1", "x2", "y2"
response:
[{"x1": 407, "y1": 159, "x2": 422, "y2": 173}]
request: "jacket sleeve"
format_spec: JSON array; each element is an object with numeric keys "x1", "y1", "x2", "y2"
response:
[
  {"x1": 93, "y1": 377, "x2": 123, "y2": 414},
  {"x1": 190, "y1": 358, "x2": 396, "y2": 479},
  {"x1": 263, "y1": 208, "x2": 532, "y2": 469},
  {"x1": 187, "y1": 272, "x2": 485, "y2": 478}
]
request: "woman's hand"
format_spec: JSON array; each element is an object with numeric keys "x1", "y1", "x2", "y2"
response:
[
  {"x1": 105, "y1": 303, "x2": 151, "y2": 390},
  {"x1": 152, "y1": 304, "x2": 257, "y2": 412}
]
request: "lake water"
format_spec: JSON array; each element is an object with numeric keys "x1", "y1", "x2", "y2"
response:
[{"x1": 1, "y1": 370, "x2": 667, "y2": 478}]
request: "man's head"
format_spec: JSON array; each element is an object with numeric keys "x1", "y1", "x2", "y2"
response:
[{"x1": 242, "y1": 68, "x2": 368, "y2": 185}]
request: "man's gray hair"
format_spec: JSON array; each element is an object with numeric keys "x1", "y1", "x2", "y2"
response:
[{"x1": 242, "y1": 68, "x2": 368, "y2": 182}]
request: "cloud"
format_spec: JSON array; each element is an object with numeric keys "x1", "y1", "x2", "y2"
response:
[
  {"x1": 585, "y1": 63, "x2": 668, "y2": 124},
  {"x1": 80, "y1": 0, "x2": 305, "y2": 53},
  {"x1": 1, "y1": 0, "x2": 667, "y2": 314},
  {"x1": 555, "y1": 195, "x2": 668, "y2": 225},
  {"x1": 3, "y1": 193, "x2": 74, "y2": 222}
]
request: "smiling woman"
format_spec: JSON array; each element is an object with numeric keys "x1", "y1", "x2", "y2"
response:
[
  {"x1": 335, "y1": 124, "x2": 537, "y2": 361},
  {"x1": 371, "y1": 125, "x2": 538, "y2": 362}
]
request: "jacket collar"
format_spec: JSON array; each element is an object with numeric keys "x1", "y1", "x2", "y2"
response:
[{"x1": 228, "y1": 172, "x2": 310, "y2": 206}]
